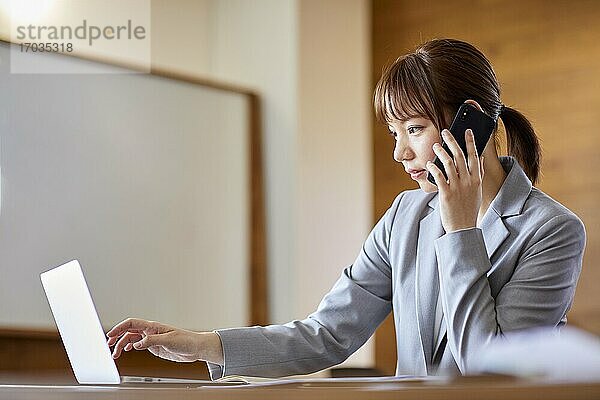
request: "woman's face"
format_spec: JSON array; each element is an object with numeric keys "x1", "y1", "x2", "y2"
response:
[{"x1": 388, "y1": 116, "x2": 441, "y2": 193}]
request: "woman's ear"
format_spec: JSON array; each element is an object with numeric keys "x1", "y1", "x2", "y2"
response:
[{"x1": 464, "y1": 99, "x2": 483, "y2": 112}]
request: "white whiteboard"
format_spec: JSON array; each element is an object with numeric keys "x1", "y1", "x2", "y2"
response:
[{"x1": 0, "y1": 42, "x2": 251, "y2": 332}]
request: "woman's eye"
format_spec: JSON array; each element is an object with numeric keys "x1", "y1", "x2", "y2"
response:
[
  {"x1": 407, "y1": 126, "x2": 423, "y2": 135},
  {"x1": 388, "y1": 130, "x2": 397, "y2": 138}
]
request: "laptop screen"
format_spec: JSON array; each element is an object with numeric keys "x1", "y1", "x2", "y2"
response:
[{"x1": 41, "y1": 260, "x2": 120, "y2": 384}]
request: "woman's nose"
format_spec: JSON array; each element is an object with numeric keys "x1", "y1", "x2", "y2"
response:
[{"x1": 393, "y1": 137, "x2": 412, "y2": 163}]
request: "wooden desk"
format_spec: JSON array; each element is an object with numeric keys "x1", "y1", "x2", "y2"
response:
[{"x1": 1, "y1": 373, "x2": 600, "y2": 400}]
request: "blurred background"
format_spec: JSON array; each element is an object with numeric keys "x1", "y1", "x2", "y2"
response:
[{"x1": 0, "y1": 0, "x2": 599, "y2": 378}]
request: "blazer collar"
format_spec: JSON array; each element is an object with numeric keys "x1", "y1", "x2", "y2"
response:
[{"x1": 488, "y1": 156, "x2": 532, "y2": 217}]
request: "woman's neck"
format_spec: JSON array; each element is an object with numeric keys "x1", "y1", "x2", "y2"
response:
[{"x1": 477, "y1": 149, "x2": 507, "y2": 226}]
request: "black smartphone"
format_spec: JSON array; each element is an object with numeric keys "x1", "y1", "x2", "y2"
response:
[{"x1": 427, "y1": 103, "x2": 496, "y2": 185}]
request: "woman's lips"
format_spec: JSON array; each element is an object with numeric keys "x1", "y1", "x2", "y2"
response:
[{"x1": 408, "y1": 169, "x2": 427, "y2": 180}]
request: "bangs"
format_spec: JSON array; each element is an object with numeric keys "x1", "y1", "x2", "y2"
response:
[{"x1": 374, "y1": 54, "x2": 442, "y2": 129}]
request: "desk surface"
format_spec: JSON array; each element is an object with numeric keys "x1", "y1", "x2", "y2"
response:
[{"x1": 1, "y1": 372, "x2": 600, "y2": 400}]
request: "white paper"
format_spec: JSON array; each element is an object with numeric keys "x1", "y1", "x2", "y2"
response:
[{"x1": 473, "y1": 326, "x2": 600, "y2": 382}]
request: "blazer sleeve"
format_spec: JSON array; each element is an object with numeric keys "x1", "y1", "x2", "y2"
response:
[
  {"x1": 434, "y1": 213, "x2": 586, "y2": 374},
  {"x1": 206, "y1": 193, "x2": 403, "y2": 379}
]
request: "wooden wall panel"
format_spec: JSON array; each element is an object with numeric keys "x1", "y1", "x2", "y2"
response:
[{"x1": 372, "y1": 0, "x2": 600, "y2": 374}]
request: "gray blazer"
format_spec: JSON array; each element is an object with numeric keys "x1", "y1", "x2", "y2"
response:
[{"x1": 208, "y1": 157, "x2": 585, "y2": 378}]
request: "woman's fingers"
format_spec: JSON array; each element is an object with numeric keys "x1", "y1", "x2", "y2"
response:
[
  {"x1": 432, "y1": 141, "x2": 457, "y2": 183},
  {"x1": 465, "y1": 129, "x2": 481, "y2": 178},
  {"x1": 441, "y1": 129, "x2": 468, "y2": 177},
  {"x1": 112, "y1": 332, "x2": 143, "y2": 359},
  {"x1": 107, "y1": 318, "x2": 151, "y2": 338},
  {"x1": 133, "y1": 333, "x2": 167, "y2": 351},
  {"x1": 107, "y1": 328, "x2": 143, "y2": 346},
  {"x1": 437, "y1": 128, "x2": 481, "y2": 181},
  {"x1": 426, "y1": 161, "x2": 449, "y2": 190},
  {"x1": 107, "y1": 317, "x2": 179, "y2": 360},
  {"x1": 480, "y1": 156, "x2": 485, "y2": 180}
]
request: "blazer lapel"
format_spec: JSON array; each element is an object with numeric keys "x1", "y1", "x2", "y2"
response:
[
  {"x1": 415, "y1": 195, "x2": 444, "y2": 373},
  {"x1": 481, "y1": 156, "x2": 532, "y2": 276},
  {"x1": 480, "y1": 210, "x2": 510, "y2": 271}
]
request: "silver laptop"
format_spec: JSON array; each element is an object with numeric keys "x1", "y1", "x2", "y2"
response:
[{"x1": 40, "y1": 260, "x2": 244, "y2": 386}]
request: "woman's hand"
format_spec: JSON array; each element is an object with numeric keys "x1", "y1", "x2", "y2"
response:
[
  {"x1": 426, "y1": 128, "x2": 484, "y2": 233},
  {"x1": 106, "y1": 318, "x2": 224, "y2": 365}
]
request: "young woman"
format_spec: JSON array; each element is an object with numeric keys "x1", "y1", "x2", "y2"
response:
[{"x1": 107, "y1": 38, "x2": 585, "y2": 377}]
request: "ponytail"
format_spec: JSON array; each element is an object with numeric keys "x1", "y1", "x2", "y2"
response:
[{"x1": 500, "y1": 106, "x2": 541, "y2": 185}]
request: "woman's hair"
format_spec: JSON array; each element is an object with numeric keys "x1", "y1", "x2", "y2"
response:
[{"x1": 374, "y1": 38, "x2": 541, "y2": 184}]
